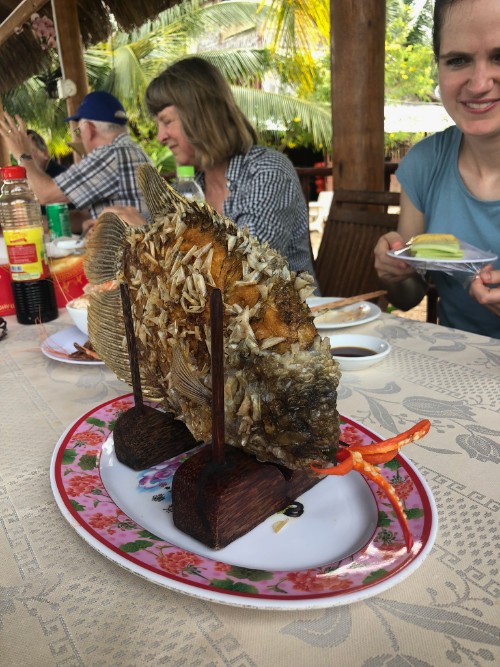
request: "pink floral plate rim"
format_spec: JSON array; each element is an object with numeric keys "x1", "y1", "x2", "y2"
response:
[{"x1": 50, "y1": 394, "x2": 438, "y2": 610}]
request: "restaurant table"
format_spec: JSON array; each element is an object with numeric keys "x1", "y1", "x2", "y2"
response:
[{"x1": 1, "y1": 311, "x2": 499, "y2": 667}]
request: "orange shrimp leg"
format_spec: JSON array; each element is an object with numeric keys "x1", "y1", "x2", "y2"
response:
[
  {"x1": 311, "y1": 450, "x2": 414, "y2": 552},
  {"x1": 348, "y1": 420, "x2": 431, "y2": 465}
]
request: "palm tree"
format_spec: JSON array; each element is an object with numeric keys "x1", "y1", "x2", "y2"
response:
[
  {"x1": 2, "y1": 0, "x2": 332, "y2": 164},
  {"x1": 1, "y1": 1, "x2": 435, "y2": 163}
]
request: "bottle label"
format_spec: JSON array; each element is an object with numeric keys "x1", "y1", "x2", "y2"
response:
[{"x1": 3, "y1": 227, "x2": 49, "y2": 281}]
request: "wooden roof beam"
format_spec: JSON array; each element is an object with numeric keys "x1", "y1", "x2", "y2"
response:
[{"x1": 0, "y1": 0, "x2": 49, "y2": 47}]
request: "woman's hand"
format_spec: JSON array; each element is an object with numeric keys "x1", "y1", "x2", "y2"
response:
[
  {"x1": 374, "y1": 231, "x2": 416, "y2": 284},
  {"x1": 469, "y1": 265, "x2": 500, "y2": 316}
]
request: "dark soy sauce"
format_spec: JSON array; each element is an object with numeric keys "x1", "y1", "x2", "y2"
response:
[{"x1": 331, "y1": 346, "x2": 377, "y2": 358}]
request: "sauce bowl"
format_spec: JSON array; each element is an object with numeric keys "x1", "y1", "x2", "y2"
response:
[
  {"x1": 66, "y1": 296, "x2": 89, "y2": 336},
  {"x1": 326, "y1": 333, "x2": 391, "y2": 371}
]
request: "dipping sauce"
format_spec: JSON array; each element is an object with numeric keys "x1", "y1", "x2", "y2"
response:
[{"x1": 331, "y1": 346, "x2": 377, "y2": 358}]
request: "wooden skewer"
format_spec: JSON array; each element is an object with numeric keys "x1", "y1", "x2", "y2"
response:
[
  {"x1": 309, "y1": 290, "x2": 387, "y2": 313},
  {"x1": 120, "y1": 283, "x2": 144, "y2": 413},
  {"x1": 210, "y1": 288, "x2": 226, "y2": 465}
]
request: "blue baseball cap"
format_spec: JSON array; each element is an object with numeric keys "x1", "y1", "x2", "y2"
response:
[{"x1": 65, "y1": 91, "x2": 128, "y2": 125}]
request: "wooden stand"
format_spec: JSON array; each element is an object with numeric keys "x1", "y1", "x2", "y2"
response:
[
  {"x1": 172, "y1": 289, "x2": 321, "y2": 549},
  {"x1": 113, "y1": 283, "x2": 198, "y2": 470}
]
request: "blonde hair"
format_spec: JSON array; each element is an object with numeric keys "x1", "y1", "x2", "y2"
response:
[{"x1": 145, "y1": 57, "x2": 258, "y2": 169}]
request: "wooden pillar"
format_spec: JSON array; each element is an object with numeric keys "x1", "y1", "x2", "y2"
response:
[
  {"x1": 315, "y1": 0, "x2": 386, "y2": 295},
  {"x1": 0, "y1": 97, "x2": 9, "y2": 166},
  {"x1": 330, "y1": 0, "x2": 385, "y2": 191},
  {"x1": 51, "y1": 0, "x2": 88, "y2": 158}
]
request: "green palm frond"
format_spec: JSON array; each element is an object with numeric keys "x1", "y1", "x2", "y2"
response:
[
  {"x1": 232, "y1": 86, "x2": 331, "y2": 147},
  {"x1": 196, "y1": 48, "x2": 275, "y2": 84}
]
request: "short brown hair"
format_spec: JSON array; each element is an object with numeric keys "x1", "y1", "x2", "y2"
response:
[{"x1": 145, "y1": 57, "x2": 258, "y2": 169}]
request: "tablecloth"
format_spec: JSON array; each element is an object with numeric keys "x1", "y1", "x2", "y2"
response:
[{"x1": 1, "y1": 311, "x2": 498, "y2": 667}]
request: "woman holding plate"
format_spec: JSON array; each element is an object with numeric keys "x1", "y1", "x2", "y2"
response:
[{"x1": 374, "y1": 0, "x2": 500, "y2": 338}]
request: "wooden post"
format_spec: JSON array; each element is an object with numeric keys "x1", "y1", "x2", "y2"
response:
[
  {"x1": 0, "y1": 96, "x2": 9, "y2": 166},
  {"x1": 50, "y1": 0, "x2": 88, "y2": 160},
  {"x1": 331, "y1": 0, "x2": 385, "y2": 191},
  {"x1": 315, "y1": 0, "x2": 386, "y2": 295}
]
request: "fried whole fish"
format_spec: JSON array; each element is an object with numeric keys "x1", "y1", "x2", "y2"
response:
[{"x1": 84, "y1": 164, "x2": 341, "y2": 470}]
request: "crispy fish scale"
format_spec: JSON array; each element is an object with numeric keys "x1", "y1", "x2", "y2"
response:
[{"x1": 85, "y1": 163, "x2": 340, "y2": 470}]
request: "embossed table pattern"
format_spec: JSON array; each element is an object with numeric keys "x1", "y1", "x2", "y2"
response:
[{"x1": 1, "y1": 311, "x2": 498, "y2": 667}]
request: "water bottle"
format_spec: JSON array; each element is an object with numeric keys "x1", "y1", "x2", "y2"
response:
[
  {"x1": 0, "y1": 165, "x2": 58, "y2": 325},
  {"x1": 172, "y1": 165, "x2": 204, "y2": 202}
]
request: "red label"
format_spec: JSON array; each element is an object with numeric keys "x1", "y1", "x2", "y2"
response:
[{"x1": 7, "y1": 243, "x2": 38, "y2": 265}]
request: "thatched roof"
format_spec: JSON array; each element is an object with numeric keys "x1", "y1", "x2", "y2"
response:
[{"x1": 0, "y1": 0, "x2": 180, "y2": 94}]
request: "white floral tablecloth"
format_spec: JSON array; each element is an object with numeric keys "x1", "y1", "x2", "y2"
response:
[{"x1": 0, "y1": 311, "x2": 498, "y2": 667}]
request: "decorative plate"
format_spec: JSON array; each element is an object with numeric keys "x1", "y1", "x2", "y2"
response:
[
  {"x1": 306, "y1": 297, "x2": 382, "y2": 330},
  {"x1": 41, "y1": 326, "x2": 103, "y2": 365},
  {"x1": 50, "y1": 394, "x2": 437, "y2": 610}
]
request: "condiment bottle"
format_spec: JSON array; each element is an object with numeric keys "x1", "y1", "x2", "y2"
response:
[{"x1": 0, "y1": 165, "x2": 58, "y2": 324}]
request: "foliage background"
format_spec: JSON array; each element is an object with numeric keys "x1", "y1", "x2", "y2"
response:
[{"x1": 1, "y1": 0, "x2": 438, "y2": 169}]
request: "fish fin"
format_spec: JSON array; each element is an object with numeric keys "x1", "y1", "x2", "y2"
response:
[
  {"x1": 137, "y1": 164, "x2": 192, "y2": 217},
  {"x1": 171, "y1": 344, "x2": 212, "y2": 405},
  {"x1": 88, "y1": 288, "x2": 129, "y2": 379},
  {"x1": 84, "y1": 212, "x2": 133, "y2": 285}
]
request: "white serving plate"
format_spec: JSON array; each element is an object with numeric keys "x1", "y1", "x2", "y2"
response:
[{"x1": 50, "y1": 394, "x2": 437, "y2": 610}]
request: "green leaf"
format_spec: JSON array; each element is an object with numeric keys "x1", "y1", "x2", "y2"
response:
[
  {"x1": 69, "y1": 499, "x2": 85, "y2": 512},
  {"x1": 86, "y1": 418, "x2": 106, "y2": 428},
  {"x1": 137, "y1": 529, "x2": 162, "y2": 540},
  {"x1": 119, "y1": 540, "x2": 154, "y2": 553},
  {"x1": 378, "y1": 511, "x2": 392, "y2": 527},
  {"x1": 383, "y1": 459, "x2": 401, "y2": 470},
  {"x1": 210, "y1": 578, "x2": 259, "y2": 594},
  {"x1": 62, "y1": 449, "x2": 77, "y2": 465},
  {"x1": 78, "y1": 454, "x2": 98, "y2": 470},
  {"x1": 363, "y1": 569, "x2": 390, "y2": 584},
  {"x1": 227, "y1": 566, "x2": 274, "y2": 581},
  {"x1": 405, "y1": 507, "x2": 425, "y2": 520}
]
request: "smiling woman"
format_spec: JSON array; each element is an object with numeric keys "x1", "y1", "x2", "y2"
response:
[
  {"x1": 144, "y1": 56, "x2": 317, "y2": 279},
  {"x1": 374, "y1": 0, "x2": 500, "y2": 339}
]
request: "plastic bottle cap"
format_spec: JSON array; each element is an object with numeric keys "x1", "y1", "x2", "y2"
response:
[
  {"x1": 1, "y1": 165, "x2": 27, "y2": 179},
  {"x1": 176, "y1": 165, "x2": 195, "y2": 178}
]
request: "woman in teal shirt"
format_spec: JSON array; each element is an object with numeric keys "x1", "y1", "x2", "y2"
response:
[{"x1": 374, "y1": 0, "x2": 500, "y2": 338}]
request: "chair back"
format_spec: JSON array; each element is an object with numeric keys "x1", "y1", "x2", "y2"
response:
[{"x1": 315, "y1": 189, "x2": 400, "y2": 298}]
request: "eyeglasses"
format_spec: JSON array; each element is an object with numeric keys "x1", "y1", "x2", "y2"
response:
[{"x1": 73, "y1": 120, "x2": 89, "y2": 137}]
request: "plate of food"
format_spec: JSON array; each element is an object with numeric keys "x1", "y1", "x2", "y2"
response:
[
  {"x1": 50, "y1": 394, "x2": 437, "y2": 610},
  {"x1": 307, "y1": 296, "x2": 382, "y2": 329},
  {"x1": 387, "y1": 234, "x2": 498, "y2": 273},
  {"x1": 41, "y1": 325, "x2": 103, "y2": 364}
]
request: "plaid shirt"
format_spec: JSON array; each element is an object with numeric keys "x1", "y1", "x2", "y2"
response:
[
  {"x1": 197, "y1": 146, "x2": 316, "y2": 277},
  {"x1": 54, "y1": 134, "x2": 152, "y2": 221}
]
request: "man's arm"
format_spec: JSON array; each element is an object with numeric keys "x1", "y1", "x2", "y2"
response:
[{"x1": 18, "y1": 156, "x2": 70, "y2": 205}]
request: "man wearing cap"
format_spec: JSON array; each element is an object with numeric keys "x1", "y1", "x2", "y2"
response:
[{"x1": 0, "y1": 91, "x2": 152, "y2": 224}]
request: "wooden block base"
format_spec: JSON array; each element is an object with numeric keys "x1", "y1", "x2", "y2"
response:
[
  {"x1": 172, "y1": 445, "x2": 321, "y2": 549},
  {"x1": 113, "y1": 405, "x2": 198, "y2": 470}
]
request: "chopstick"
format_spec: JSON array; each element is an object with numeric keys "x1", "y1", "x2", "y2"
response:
[{"x1": 309, "y1": 290, "x2": 387, "y2": 313}]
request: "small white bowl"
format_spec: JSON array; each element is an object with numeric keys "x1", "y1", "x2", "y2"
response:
[
  {"x1": 66, "y1": 297, "x2": 89, "y2": 336},
  {"x1": 327, "y1": 333, "x2": 391, "y2": 371}
]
